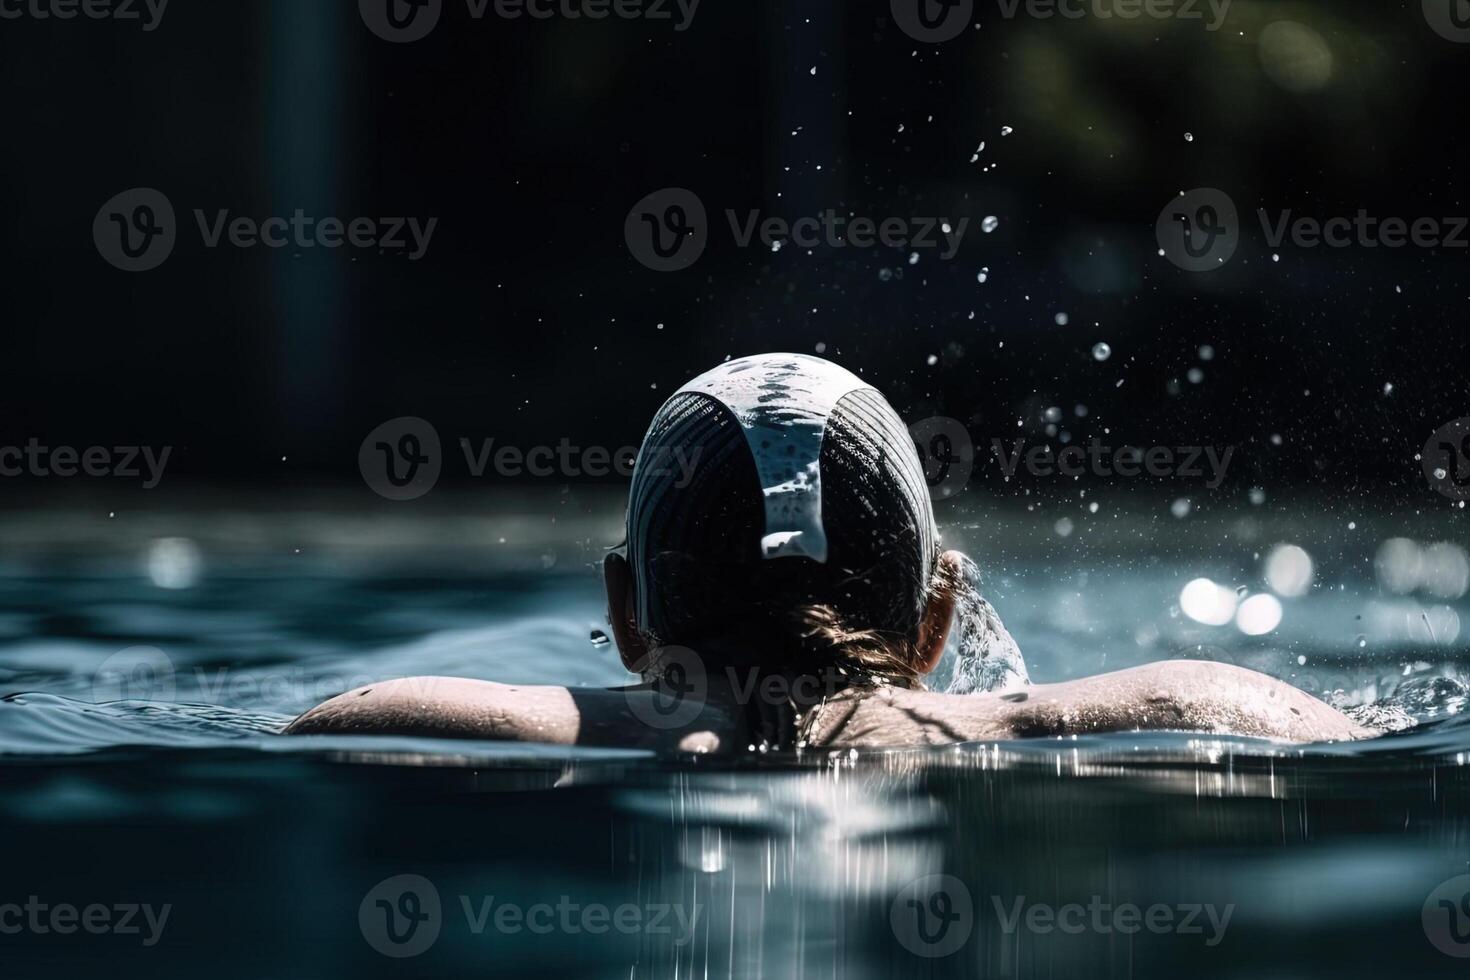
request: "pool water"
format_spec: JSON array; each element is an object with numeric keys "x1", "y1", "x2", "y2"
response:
[{"x1": 1, "y1": 493, "x2": 1468, "y2": 978}]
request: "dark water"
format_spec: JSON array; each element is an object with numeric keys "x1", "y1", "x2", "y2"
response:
[{"x1": 2, "y1": 499, "x2": 1469, "y2": 978}]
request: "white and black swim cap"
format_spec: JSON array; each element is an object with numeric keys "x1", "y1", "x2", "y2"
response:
[{"x1": 625, "y1": 354, "x2": 938, "y2": 652}]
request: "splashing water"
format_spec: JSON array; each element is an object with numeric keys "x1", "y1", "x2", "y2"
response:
[{"x1": 942, "y1": 553, "x2": 1031, "y2": 695}]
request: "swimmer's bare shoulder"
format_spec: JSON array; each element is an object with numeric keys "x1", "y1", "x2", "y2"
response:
[
  {"x1": 285, "y1": 661, "x2": 1371, "y2": 748},
  {"x1": 283, "y1": 676, "x2": 715, "y2": 749},
  {"x1": 285, "y1": 677, "x2": 584, "y2": 743},
  {"x1": 812, "y1": 660, "x2": 1371, "y2": 747}
]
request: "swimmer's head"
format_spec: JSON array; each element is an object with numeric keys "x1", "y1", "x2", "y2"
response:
[{"x1": 605, "y1": 353, "x2": 961, "y2": 686}]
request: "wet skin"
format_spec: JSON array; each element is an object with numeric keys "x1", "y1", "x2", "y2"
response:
[{"x1": 285, "y1": 660, "x2": 1371, "y2": 751}]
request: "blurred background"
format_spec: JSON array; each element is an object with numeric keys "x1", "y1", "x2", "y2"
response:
[{"x1": 1, "y1": 0, "x2": 1465, "y2": 504}]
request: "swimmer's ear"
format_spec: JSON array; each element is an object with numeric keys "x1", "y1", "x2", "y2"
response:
[
  {"x1": 913, "y1": 550, "x2": 963, "y2": 675},
  {"x1": 603, "y1": 551, "x2": 648, "y2": 671}
]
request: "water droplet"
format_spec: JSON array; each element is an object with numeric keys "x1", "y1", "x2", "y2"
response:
[
  {"x1": 1184, "y1": 132, "x2": 1194, "y2": 142},
  {"x1": 982, "y1": 216, "x2": 1000, "y2": 234},
  {"x1": 1054, "y1": 312, "x2": 1069, "y2": 326},
  {"x1": 1092, "y1": 342, "x2": 1112, "y2": 362}
]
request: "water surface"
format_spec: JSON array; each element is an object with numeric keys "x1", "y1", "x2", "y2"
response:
[{"x1": 2, "y1": 495, "x2": 1467, "y2": 978}]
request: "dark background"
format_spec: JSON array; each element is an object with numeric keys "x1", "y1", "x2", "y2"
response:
[{"x1": 1, "y1": 0, "x2": 1465, "y2": 501}]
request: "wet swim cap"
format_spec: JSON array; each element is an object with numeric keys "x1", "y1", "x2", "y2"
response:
[{"x1": 626, "y1": 353, "x2": 937, "y2": 649}]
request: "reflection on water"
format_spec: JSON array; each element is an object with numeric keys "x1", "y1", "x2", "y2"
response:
[
  {"x1": 1, "y1": 741, "x2": 1469, "y2": 978},
  {"x1": 0, "y1": 497, "x2": 1467, "y2": 977}
]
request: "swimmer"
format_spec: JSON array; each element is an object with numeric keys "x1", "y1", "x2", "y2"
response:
[{"x1": 288, "y1": 354, "x2": 1369, "y2": 750}]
